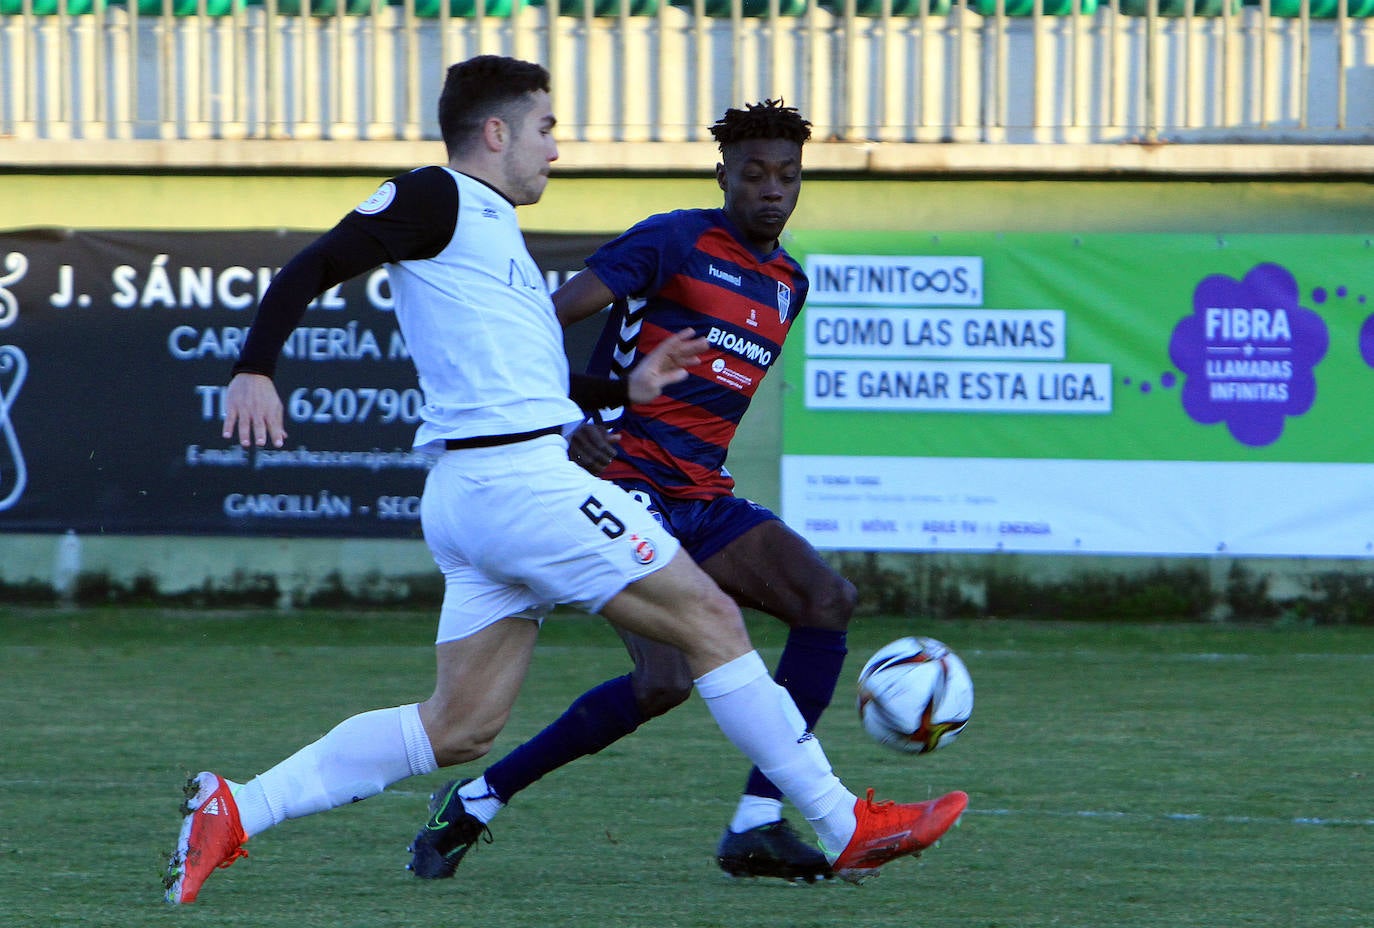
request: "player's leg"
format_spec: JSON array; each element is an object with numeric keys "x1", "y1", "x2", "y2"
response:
[
  {"x1": 164, "y1": 615, "x2": 539, "y2": 904},
  {"x1": 167, "y1": 442, "x2": 550, "y2": 904},
  {"x1": 419, "y1": 444, "x2": 965, "y2": 884},
  {"x1": 419, "y1": 618, "x2": 541, "y2": 766},
  {"x1": 432, "y1": 484, "x2": 696, "y2": 843},
  {"x1": 403, "y1": 615, "x2": 544, "y2": 877},
  {"x1": 406, "y1": 436, "x2": 692, "y2": 878},
  {"x1": 240, "y1": 615, "x2": 535, "y2": 829},
  {"x1": 593, "y1": 550, "x2": 866, "y2": 849},
  {"x1": 439, "y1": 628, "x2": 689, "y2": 848},
  {"x1": 603, "y1": 530, "x2": 968, "y2": 884},
  {"x1": 700, "y1": 516, "x2": 855, "y2": 880},
  {"x1": 420, "y1": 456, "x2": 863, "y2": 860},
  {"x1": 429, "y1": 552, "x2": 769, "y2": 850},
  {"x1": 406, "y1": 493, "x2": 834, "y2": 882}
]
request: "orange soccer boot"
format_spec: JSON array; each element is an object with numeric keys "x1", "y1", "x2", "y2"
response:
[
  {"x1": 831, "y1": 788, "x2": 968, "y2": 883},
  {"x1": 163, "y1": 771, "x2": 249, "y2": 904}
]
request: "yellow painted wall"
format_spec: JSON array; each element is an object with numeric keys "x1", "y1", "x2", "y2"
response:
[{"x1": 7, "y1": 173, "x2": 1374, "y2": 234}]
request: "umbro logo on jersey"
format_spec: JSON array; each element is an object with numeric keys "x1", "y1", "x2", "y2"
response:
[{"x1": 482, "y1": 208, "x2": 500, "y2": 219}]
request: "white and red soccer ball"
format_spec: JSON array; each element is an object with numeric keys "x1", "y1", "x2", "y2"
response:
[{"x1": 856, "y1": 636, "x2": 973, "y2": 755}]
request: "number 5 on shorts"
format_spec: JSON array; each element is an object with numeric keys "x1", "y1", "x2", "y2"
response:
[{"x1": 580, "y1": 496, "x2": 626, "y2": 539}]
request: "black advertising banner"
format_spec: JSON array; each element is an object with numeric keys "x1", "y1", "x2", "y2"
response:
[{"x1": 0, "y1": 229, "x2": 610, "y2": 537}]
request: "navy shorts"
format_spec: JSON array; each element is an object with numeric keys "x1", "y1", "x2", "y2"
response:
[{"x1": 614, "y1": 479, "x2": 780, "y2": 564}]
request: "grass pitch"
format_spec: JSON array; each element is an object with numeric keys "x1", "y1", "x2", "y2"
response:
[{"x1": 1, "y1": 608, "x2": 1370, "y2": 928}]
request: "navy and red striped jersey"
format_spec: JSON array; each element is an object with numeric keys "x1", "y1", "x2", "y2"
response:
[{"x1": 583, "y1": 208, "x2": 808, "y2": 500}]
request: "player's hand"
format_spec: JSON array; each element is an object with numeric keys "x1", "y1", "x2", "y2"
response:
[
  {"x1": 222, "y1": 372, "x2": 287, "y2": 448},
  {"x1": 626, "y1": 328, "x2": 709, "y2": 405},
  {"x1": 568, "y1": 421, "x2": 619, "y2": 475}
]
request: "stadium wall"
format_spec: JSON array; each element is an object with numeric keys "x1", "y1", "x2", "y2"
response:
[{"x1": 3, "y1": 161, "x2": 1373, "y2": 617}]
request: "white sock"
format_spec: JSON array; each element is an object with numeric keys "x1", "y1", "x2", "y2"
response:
[
  {"x1": 231, "y1": 703, "x2": 438, "y2": 838},
  {"x1": 456, "y1": 775, "x2": 506, "y2": 825},
  {"x1": 729, "y1": 795, "x2": 784, "y2": 834},
  {"x1": 695, "y1": 652, "x2": 857, "y2": 856},
  {"x1": 228, "y1": 777, "x2": 272, "y2": 838}
]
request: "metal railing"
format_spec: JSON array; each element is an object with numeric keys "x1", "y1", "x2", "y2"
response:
[{"x1": 3, "y1": 0, "x2": 1374, "y2": 144}]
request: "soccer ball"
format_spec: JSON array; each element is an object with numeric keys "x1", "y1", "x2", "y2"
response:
[{"x1": 856, "y1": 636, "x2": 973, "y2": 755}]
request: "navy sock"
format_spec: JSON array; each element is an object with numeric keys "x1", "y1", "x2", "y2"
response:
[
  {"x1": 743, "y1": 626, "x2": 848, "y2": 802},
  {"x1": 484, "y1": 674, "x2": 645, "y2": 804}
]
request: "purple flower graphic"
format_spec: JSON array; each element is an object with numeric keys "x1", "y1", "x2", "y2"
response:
[
  {"x1": 1168, "y1": 263, "x2": 1328, "y2": 447},
  {"x1": 1360, "y1": 313, "x2": 1374, "y2": 368}
]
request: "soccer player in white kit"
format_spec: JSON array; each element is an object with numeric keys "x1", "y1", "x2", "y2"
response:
[{"x1": 162, "y1": 55, "x2": 967, "y2": 905}]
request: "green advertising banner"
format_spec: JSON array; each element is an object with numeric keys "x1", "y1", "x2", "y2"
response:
[{"x1": 780, "y1": 232, "x2": 1374, "y2": 557}]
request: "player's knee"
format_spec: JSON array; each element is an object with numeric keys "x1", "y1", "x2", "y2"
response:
[
  {"x1": 701, "y1": 583, "x2": 751, "y2": 642},
  {"x1": 686, "y1": 588, "x2": 754, "y2": 665},
  {"x1": 421, "y1": 705, "x2": 506, "y2": 767},
  {"x1": 794, "y1": 572, "x2": 858, "y2": 631},
  {"x1": 629, "y1": 662, "x2": 693, "y2": 718},
  {"x1": 828, "y1": 574, "x2": 859, "y2": 626},
  {"x1": 429, "y1": 726, "x2": 498, "y2": 767}
]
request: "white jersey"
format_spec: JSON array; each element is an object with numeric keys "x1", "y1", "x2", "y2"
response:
[
  {"x1": 240, "y1": 165, "x2": 678, "y2": 635},
  {"x1": 385, "y1": 168, "x2": 583, "y2": 450}
]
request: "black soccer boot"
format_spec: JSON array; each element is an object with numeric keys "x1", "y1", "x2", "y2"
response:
[
  {"x1": 406, "y1": 778, "x2": 493, "y2": 879},
  {"x1": 716, "y1": 819, "x2": 834, "y2": 884}
]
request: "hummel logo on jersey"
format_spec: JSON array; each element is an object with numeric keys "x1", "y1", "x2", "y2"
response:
[
  {"x1": 708, "y1": 264, "x2": 743, "y2": 287},
  {"x1": 202, "y1": 798, "x2": 223, "y2": 816}
]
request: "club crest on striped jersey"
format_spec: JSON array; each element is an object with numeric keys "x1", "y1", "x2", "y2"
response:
[{"x1": 777, "y1": 281, "x2": 792, "y2": 322}]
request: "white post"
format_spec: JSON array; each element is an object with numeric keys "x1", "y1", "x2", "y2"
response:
[{"x1": 53, "y1": 529, "x2": 82, "y2": 607}]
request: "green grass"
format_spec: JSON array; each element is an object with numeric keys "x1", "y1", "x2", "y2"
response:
[{"x1": 2, "y1": 608, "x2": 1371, "y2": 928}]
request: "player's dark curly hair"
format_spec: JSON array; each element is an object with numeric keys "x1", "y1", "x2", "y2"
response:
[
  {"x1": 708, "y1": 99, "x2": 813, "y2": 151},
  {"x1": 438, "y1": 56, "x2": 551, "y2": 156}
]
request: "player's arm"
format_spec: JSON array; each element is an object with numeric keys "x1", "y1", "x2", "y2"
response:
[
  {"x1": 556, "y1": 211, "x2": 688, "y2": 330},
  {"x1": 552, "y1": 266, "x2": 617, "y2": 328},
  {"x1": 223, "y1": 226, "x2": 390, "y2": 448},
  {"x1": 224, "y1": 169, "x2": 456, "y2": 448},
  {"x1": 566, "y1": 422, "x2": 619, "y2": 475},
  {"x1": 565, "y1": 328, "x2": 707, "y2": 475},
  {"x1": 567, "y1": 327, "x2": 705, "y2": 410}
]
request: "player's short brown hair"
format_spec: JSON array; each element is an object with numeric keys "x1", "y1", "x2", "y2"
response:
[{"x1": 438, "y1": 56, "x2": 551, "y2": 156}]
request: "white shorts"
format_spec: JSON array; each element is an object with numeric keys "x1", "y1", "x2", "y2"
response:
[{"x1": 421, "y1": 434, "x2": 681, "y2": 644}]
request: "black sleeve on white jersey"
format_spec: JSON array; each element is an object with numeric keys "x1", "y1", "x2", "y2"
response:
[
  {"x1": 233, "y1": 167, "x2": 459, "y2": 379},
  {"x1": 569, "y1": 373, "x2": 629, "y2": 412}
]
